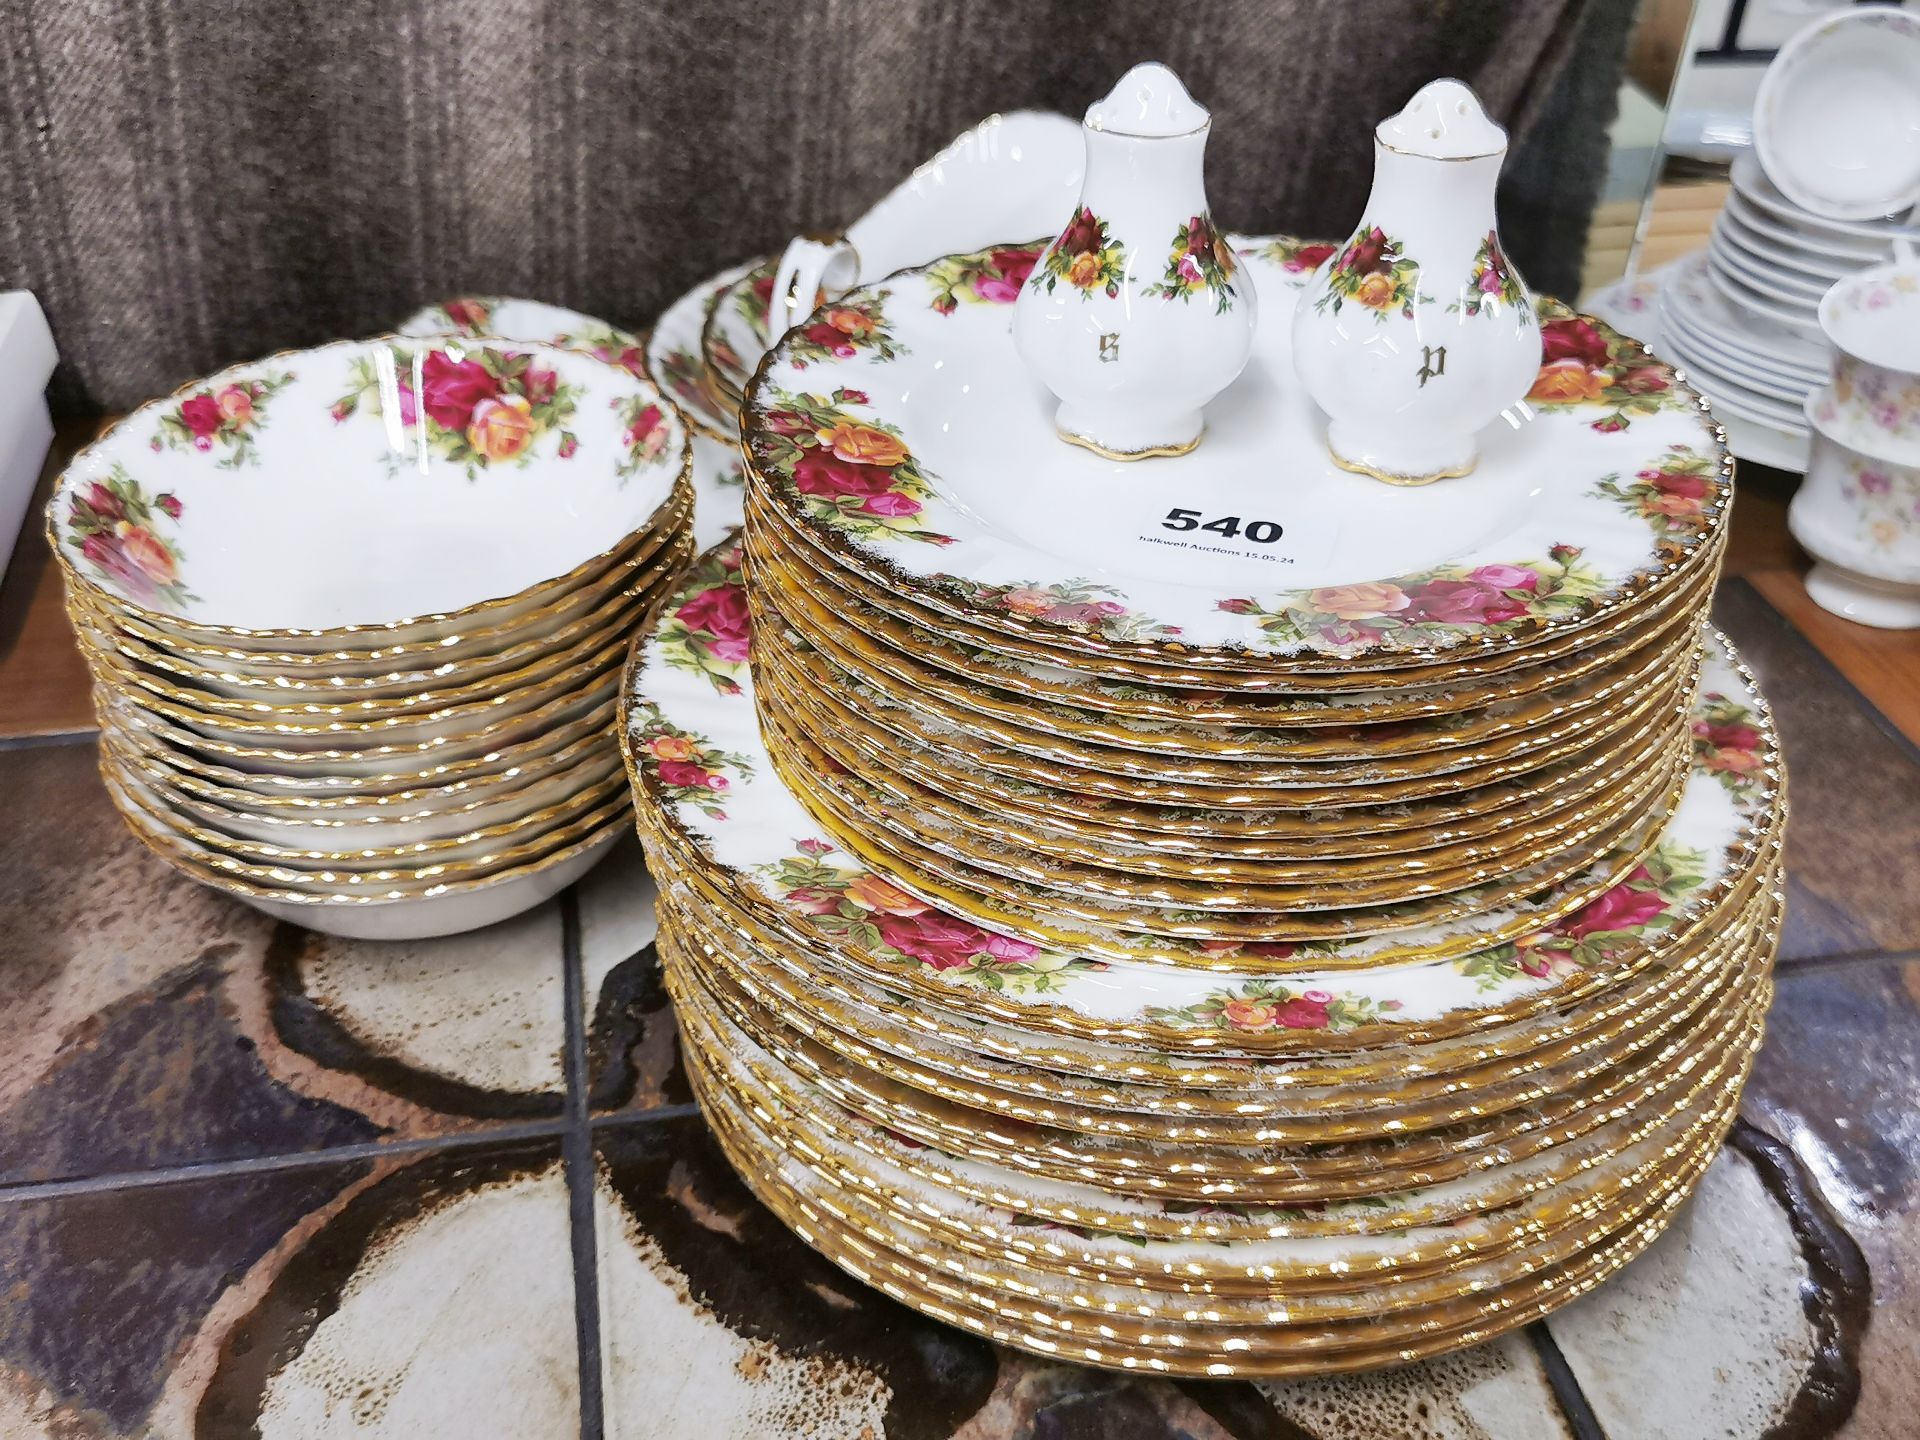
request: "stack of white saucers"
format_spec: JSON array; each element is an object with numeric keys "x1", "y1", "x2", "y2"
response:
[
  {"x1": 52, "y1": 334, "x2": 692, "y2": 939},
  {"x1": 1657, "y1": 154, "x2": 1917, "y2": 455},
  {"x1": 1655, "y1": 7, "x2": 1920, "y2": 469}
]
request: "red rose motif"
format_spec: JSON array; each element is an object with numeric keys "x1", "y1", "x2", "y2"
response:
[
  {"x1": 991, "y1": 249, "x2": 1038, "y2": 287},
  {"x1": 156, "y1": 493, "x2": 183, "y2": 519},
  {"x1": 1650, "y1": 470, "x2": 1708, "y2": 500},
  {"x1": 1342, "y1": 227, "x2": 1390, "y2": 277},
  {"x1": 801, "y1": 320, "x2": 856, "y2": 357},
  {"x1": 766, "y1": 409, "x2": 813, "y2": 437},
  {"x1": 1403, "y1": 579, "x2": 1528, "y2": 626},
  {"x1": 1284, "y1": 242, "x2": 1336, "y2": 273},
  {"x1": 675, "y1": 583, "x2": 751, "y2": 650},
  {"x1": 1216, "y1": 598, "x2": 1258, "y2": 615},
  {"x1": 419, "y1": 351, "x2": 501, "y2": 431},
  {"x1": 752, "y1": 273, "x2": 775, "y2": 303},
  {"x1": 1060, "y1": 209, "x2": 1103, "y2": 257},
  {"x1": 1540, "y1": 318, "x2": 1610, "y2": 369},
  {"x1": 1465, "y1": 564, "x2": 1539, "y2": 593},
  {"x1": 785, "y1": 886, "x2": 843, "y2": 915},
  {"x1": 1696, "y1": 721, "x2": 1759, "y2": 750},
  {"x1": 1614, "y1": 364, "x2": 1669, "y2": 395},
  {"x1": 838, "y1": 389, "x2": 870, "y2": 406},
  {"x1": 521, "y1": 366, "x2": 559, "y2": 407},
  {"x1": 179, "y1": 394, "x2": 223, "y2": 439},
  {"x1": 862, "y1": 493, "x2": 921, "y2": 517},
  {"x1": 1274, "y1": 997, "x2": 1331, "y2": 1029},
  {"x1": 442, "y1": 299, "x2": 490, "y2": 333},
  {"x1": 80, "y1": 532, "x2": 155, "y2": 601},
  {"x1": 792, "y1": 449, "x2": 898, "y2": 500},
  {"x1": 874, "y1": 909, "x2": 996, "y2": 970},
  {"x1": 83, "y1": 482, "x2": 124, "y2": 521},
  {"x1": 656, "y1": 760, "x2": 713, "y2": 789},
  {"x1": 1554, "y1": 873, "x2": 1668, "y2": 939}
]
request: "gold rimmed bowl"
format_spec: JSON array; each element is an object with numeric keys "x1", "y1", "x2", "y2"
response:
[
  {"x1": 50, "y1": 336, "x2": 693, "y2": 653},
  {"x1": 68, "y1": 498, "x2": 692, "y2": 696}
]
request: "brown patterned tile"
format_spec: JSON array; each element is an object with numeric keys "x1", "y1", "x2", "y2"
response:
[
  {"x1": 0, "y1": 1136, "x2": 576, "y2": 1437},
  {"x1": 1743, "y1": 958, "x2": 1920, "y2": 1440},
  {"x1": 591, "y1": 1115, "x2": 1587, "y2": 1440},
  {"x1": 1713, "y1": 580, "x2": 1920, "y2": 961},
  {"x1": 578, "y1": 835, "x2": 687, "y2": 1113},
  {"x1": 0, "y1": 739, "x2": 570, "y2": 1184}
]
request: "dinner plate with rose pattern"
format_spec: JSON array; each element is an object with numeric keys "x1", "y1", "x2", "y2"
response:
[
  {"x1": 622, "y1": 535, "x2": 1782, "y2": 1054},
  {"x1": 740, "y1": 235, "x2": 1729, "y2": 668}
]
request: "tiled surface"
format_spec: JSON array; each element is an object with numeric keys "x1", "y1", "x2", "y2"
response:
[{"x1": 0, "y1": 576, "x2": 1914, "y2": 1436}]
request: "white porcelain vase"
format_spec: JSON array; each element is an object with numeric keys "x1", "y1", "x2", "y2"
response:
[
  {"x1": 1012, "y1": 62, "x2": 1255, "y2": 460},
  {"x1": 1291, "y1": 79, "x2": 1542, "y2": 485}
]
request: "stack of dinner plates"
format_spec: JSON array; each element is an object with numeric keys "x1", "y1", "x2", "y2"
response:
[
  {"x1": 621, "y1": 237, "x2": 1786, "y2": 1375},
  {"x1": 54, "y1": 334, "x2": 692, "y2": 939}
]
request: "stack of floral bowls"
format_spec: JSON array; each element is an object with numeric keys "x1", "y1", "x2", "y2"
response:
[{"x1": 52, "y1": 335, "x2": 692, "y2": 939}]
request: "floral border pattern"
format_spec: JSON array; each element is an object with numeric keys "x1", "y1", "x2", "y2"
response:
[
  {"x1": 756, "y1": 389, "x2": 954, "y2": 546},
  {"x1": 758, "y1": 840, "x2": 1106, "y2": 995},
  {"x1": 1527, "y1": 306, "x2": 1682, "y2": 434},
  {"x1": 612, "y1": 396, "x2": 673, "y2": 482},
  {"x1": 1145, "y1": 978, "x2": 1404, "y2": 1035},
  {"x1": 1142, "y1": 215, "x2": 1239, "y2": 314},
  {"x1": 924, "y1": 579, "x2": 1182, "y2": 643},
  {"x1": 331, "y1": 347, "x2": 581, "y2": 478},
  {"x1": 628, "y1": 704, "x2": 753, "y2": 819},
  {"x1": 788, "y1": 296, "x2": 906, "y2": 369},
  {"x1": 1451, "y1": 231, "x2": 1529, "y2": 321},
  {"x1": 1032, "y1": 209, "x2": 1126, "y2": 300},
  {"x1": 1455, "y1": 843, "x2": 1708, "y2": 992},
  {"x1": 65, "y1": 464, "x2": 193, "y2": 608},
  {"x1": 152, "y1": 373, "x2": 292, "y2": 469},
  {"x1": 655, "y1": 539, "x2": 752, "y2": 695},
  {"x1": 1313, "y1": 227, "x2": 1427, "y2": 321},
  {"x1": 1691, "y1": 694, "x2": 1766, "y2": 798},
  {"x1": 927, "y1": 244, "x2": 1045, "y2": 313},
  {"x1": 1217, "y1": 547, "x2": 1604, "y2": 652},
  {"x1": 1592, "y1": 444, "x2": 1719, "y2": 541}
]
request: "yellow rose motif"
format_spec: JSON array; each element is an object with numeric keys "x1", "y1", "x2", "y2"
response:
[
  {"x1": 999, "y1": 586, "x2": 1056, "y2": 616},
  {"x1": 1527, "y1": 359, "x2": 1612, "y2": 404},
  {"x1": 1872, "y1": 519, "x2": 1899, "y2": 547},
  {"x1": 1353, "y1": 272, "x2": 1398, "y2": 310},
  {"x1": 216, "y1": 386, "x2": 254, "y2": 424},
  {"x1": 1306, "y1": 581, "x2": 1410, "y2": 621},
  {"x1": 115, "y1": 522, "x2": 178, "y2": 586},
  {"x1": 817, "y1": 421, "x2": 908, "y2": 467},
  {"x1": 845, "y1": 873, "x2": 929, "y2": 916},
  {"x1": 1067, "y1": 252, "x2": 1103, "y2": 289},
  {"x1": 467, "y1": 394, "x2": 536, "y2": 461},
  {"x1": 824, "y1": 307, "x2": 876, "y2": 337},
  {"x1": 647, "y1": 735, "x2": 696, "y2": 761}
]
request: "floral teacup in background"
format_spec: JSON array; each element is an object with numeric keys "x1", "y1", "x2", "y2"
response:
[{"x1": 1810, "y1": 238, "x2": 1920, "y2": 461}]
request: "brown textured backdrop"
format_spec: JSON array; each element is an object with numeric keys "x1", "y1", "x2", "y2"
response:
[{"x1": 0, "y1": 0, "x2": 1633, "y2": 417}]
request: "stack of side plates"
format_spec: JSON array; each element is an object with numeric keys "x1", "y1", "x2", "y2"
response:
[
  {"x1": 621, "y1": 238, "x2": 1787, "y2": 1375},
  {"x1": 1657, "y1": 152, "x2": 1919, "y2": 465},
  {"x1": 54, "y1": 336, "x2": 692, "y2": 940}
]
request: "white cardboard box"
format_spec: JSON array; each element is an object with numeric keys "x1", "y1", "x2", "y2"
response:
[{"x1": 0, "y1": 293, "x2": 58, "y2": 589}]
